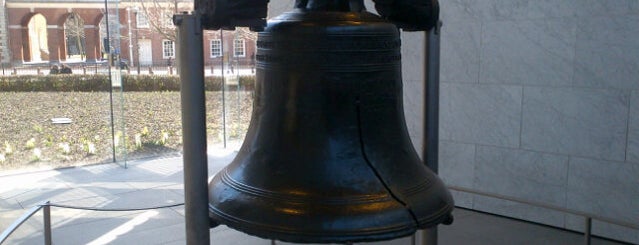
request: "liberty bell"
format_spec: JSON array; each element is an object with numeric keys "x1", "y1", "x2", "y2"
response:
[{"x1": 206, "y1": 0, "x2": 453, "y2": 243}]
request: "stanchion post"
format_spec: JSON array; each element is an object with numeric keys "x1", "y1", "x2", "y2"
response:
[
  {"x1": 43, "y1": 202, "x2": 52, "y2": 245},
  {"x1": 421, "y1": 20, "x2": 443, "y2": 245},
  {"x1": 584, "y1": 217, "x2": 592, "y2": 245},
  {"x1": 175, "y1": 12, "x2": 210, "y2": 245}
]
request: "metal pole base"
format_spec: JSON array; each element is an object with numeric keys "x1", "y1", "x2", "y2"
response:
[{"x1": 420, "y1": 228, "x2": 437, "y2": 245}]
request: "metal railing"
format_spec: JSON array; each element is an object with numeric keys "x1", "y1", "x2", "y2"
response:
[
  {"x1": 447, "y1": 185, "x2": 639, "y2": 245},
  {"x1": 0, "y1": 201, "x2": 184, "y2": 245},
  {"x1": 0, "y1": 201, "x2": 51, "y2": 245},
  {"x1": 1, "y1": 187, "x2": 637, "y2": 244}
]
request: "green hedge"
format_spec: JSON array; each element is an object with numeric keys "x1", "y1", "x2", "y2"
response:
[{"x1": 0, "y1": 74, "x2": 255, "y2": 92}]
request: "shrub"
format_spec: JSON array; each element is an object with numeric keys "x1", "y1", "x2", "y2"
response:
[
  {"x1": 0, "y1": 75, "x2": 110, "y2": 92},
  {"x1": 122, "y1": 75, "x2": 182, "y2": 91},
  {"x1": 0, "y1": 74, "x2": 255, "y2": 92}
]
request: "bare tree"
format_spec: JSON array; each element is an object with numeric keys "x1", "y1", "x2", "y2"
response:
[
  {"x1": 233, "y1": 27, "x2": 258, "y2": 42},
  {"x1": 136, "y1": 0, "x2": 191, "y2": 42},
  {"x1": 135, "y1": 0, "x2": 257, "y2": 42},
  {"x1": 131, "y1": 0, "x2": 258, "y2": 70}
]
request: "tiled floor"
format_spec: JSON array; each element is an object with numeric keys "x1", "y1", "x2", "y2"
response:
[{"x1": 0, "y1": 144, "x2": 630, "y2": 245}]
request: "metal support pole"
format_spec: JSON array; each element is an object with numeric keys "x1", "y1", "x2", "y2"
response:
[
  {"x1": 135, "y1": 9, "x2": 141, "y2": 75},
  {"x1": 220, "y1": 30, "x2": 227, "y2": 148},
  {"x1": 175, "y1": 13, "x2": 210, "y2": 245},
  {"x1": 421, "y1": 20, "x2": 442, "y2": 245},
  {"x1": 421, "y1": 229, "x2": 437, "y2": 245},
  {"x1": 43, "y1": 202, "x2": 52, "y2": 245},
  {"x1": 423, "y1": 21, "x2": 442, "y2": 174},
  {"x1": 104, "y1": 0, "x2": 117, "y2": 163},
  {"x1": 584, "y1": 217, "x2": 592, "y2": 245},
  {"x1": 127, "y1": 7, "x2": 134, "y2": 68}
]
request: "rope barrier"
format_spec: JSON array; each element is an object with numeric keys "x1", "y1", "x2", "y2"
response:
[{"x1": 44, "y1": 202, "x2": 185, "y2": 212}]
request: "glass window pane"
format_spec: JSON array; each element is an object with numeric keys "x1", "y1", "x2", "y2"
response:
[
  {"x1": 136, "y1": 12, "x2": 149, "y2": 28},
  {"x1": 233, "y1": 39, "x2": 245, "y2": 57},
  {"x1": 210, "y1": 39, "x2": 222, "y2": 57},
  {"x1": 162, "y1": 40, "x2": 175, "y2": 58}
]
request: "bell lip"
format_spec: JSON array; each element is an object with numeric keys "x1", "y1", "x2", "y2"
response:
[
  {"x1": 416, "y1": 204, "x2": 456, "y2": 229},
  {"x1": 208, "y1": 204, "x2": 416, "y2": 243},
  {"x1": 208, "y1": 166, "x2": 455, "y2": 243},
  {"x1": 208, "y1": 203, "x2": 454, "y2": 243}
]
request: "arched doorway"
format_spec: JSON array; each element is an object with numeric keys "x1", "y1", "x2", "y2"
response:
[
  {"x1": 98, "y1": 13, "x2": 122, "y2": 61},
  {"x1": 64, "y1": 13, "x2": 86, "y2": 61},
  {"x1": 98, "y1": 17, "x2": 108, "y2": 60},
  {"x1": 27, "y1": 14, "x2": 49, "y2": 62}
]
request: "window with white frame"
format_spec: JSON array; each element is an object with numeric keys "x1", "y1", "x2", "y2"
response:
[
  {"x1": 162, "y1": 40, "x2": 175, "y2": 58},
  {"x1": 233, "y1": 39, "x2": 245, "y2": 57},
  {"x1": 136, "y1": 12, "x2": 149, "y2": 28},
  {"x1": 210, "y1": 39, "x2": 222, "y2": 58}
]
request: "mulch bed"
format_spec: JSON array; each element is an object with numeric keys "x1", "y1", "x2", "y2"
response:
[{"x1": 0, "y1": 91, "x2": 252, "y2": 171}]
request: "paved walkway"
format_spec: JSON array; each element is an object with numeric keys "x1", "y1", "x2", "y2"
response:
[{"x1": 0, "y1": 144, "x2": 628, "y2": 245}]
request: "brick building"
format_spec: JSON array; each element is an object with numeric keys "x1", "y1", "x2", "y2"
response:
[{"x1": 0, "y1": 0, "x2": 256, "y2": 68}]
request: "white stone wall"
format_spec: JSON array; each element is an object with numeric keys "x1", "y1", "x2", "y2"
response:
[{"x1": 424, "y1": 0, "x2": 638, "y2": 243}]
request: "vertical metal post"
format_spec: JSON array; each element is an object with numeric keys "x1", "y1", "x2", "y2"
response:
[
  {"x1": 135, "y1": 9, "x2": 141, "y2": 75},
  {"x1": 175, "y1": 13, "x2": 210, "y2": 245},
  {"x1": 421, "y1": 20, "x2": 442, "y2": 245},
  {"x1": 104, "y1": 0, "x2": 117, "y2": 163},
  {"x1": 43, "y1": 202, "x2": 52, "y2": 245},
  {"x1": 420, "y1": 228, "x2": 437, "y2": 245},
  {"x1": 584, "y1": 217, "x2": 592, "y2": 245},
  {"x1": 127, "y1": 7, "x2": 134, "y2": 68},
  {"x1": 423, "y1": 21, "x2": 442, "y2": 173},
  {"x1": 220, "y1": 30, "x2": 227, "y2": 148}
]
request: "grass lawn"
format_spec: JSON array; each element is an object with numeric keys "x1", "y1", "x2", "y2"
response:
[{"x1": 0, "y1": 91, "x2": 252, "y2": 171}]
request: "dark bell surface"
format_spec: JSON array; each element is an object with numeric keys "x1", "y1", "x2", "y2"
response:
[{"x1": 207, "y1": 10, "x2": 453, "y2": 243}]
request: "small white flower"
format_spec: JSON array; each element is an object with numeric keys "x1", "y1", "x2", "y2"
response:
[
  {"x1": 160, "y1": 132, "x2": 169, "y2": 145},
  {"x1": 4, "y1": 142, "x2": 12, "y2": 155},
  {"x1": 87, "y1": 143, "x2": 96, "y2": 155},
  {"x1": 0, "y1": 153, "x2": 6, "y2": 163},
  {"x1": 135, "y1": 134, "x2": 143, "y2": 148},
  {"x1": 59, "y1": 143, "x2": 71, "y2": 154},
  {"x1": 33, "y1": 148, "x2": 42, "y2": 160},
  {"x1": 114, "y1": 131, "x2": 123, "y2": 148}
]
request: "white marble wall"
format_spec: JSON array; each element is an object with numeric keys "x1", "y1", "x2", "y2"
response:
[{"x1": 419, "y1": 0, "x2": 639, "y2": 243}]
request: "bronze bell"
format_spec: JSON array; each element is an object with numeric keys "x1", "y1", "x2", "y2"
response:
[{"x1": 208, "y1": 8, "x2": 453, "y2": 244}]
